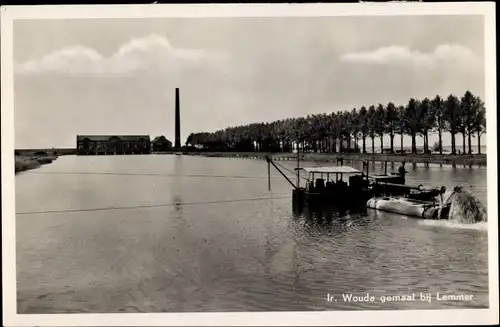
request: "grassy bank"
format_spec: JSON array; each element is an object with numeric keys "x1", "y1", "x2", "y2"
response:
[
  {"x1": 15, "y1": 155, "x2": 57, "y2": 174},
  {"x1": 182, "y1": 151, "x2": 487, "y2": 166}
]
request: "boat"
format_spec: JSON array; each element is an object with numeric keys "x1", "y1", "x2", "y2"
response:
[
  {"x1": 365, "y1": 168, "x2": 452, "y2": 219},
  {"x1": 366, "y1": 196, "x2": 450, "y2": 220},
  {"x1": 292, "y1": 165, "x2": 374, "y2": 212},
  {"x1": 265, "y1": 155, "x2": 454, "y2": 220}
]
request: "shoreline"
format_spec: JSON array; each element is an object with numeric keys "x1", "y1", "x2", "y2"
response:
[
  {"x1": 15, "y1": 155, "x2": 57, "y2": 174},
  {"x1": 180, "y1": 151, "x2": 487, "y2": 166},
  {"x1": 13, "y1": 151, "x2": 487, "y2": 169}
]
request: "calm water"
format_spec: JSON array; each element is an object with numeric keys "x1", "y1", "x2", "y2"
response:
[{"x1": 16, "y1": 155, "x2": 489, "y2": 313}]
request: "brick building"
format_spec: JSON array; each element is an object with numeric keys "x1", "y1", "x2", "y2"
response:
[{"x1": 77, "y1": 135, "x2": 151, "y2": 155}]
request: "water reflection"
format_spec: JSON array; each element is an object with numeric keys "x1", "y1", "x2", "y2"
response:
[
  {"x1": 172, "y1": 156, "x2": 184, "y2": 214},
  {"x1": 293, "y1": 206, "x2": 374, "y2": 238}
]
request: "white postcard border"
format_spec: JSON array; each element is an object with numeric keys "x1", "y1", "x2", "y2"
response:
[{"x1": 1, "y1": 2, "x2": 498, "y2": 326}]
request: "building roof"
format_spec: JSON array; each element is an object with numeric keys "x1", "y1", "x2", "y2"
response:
[
  {"x1": 299, "y1": 166, "x2": 362, "y2": 174},
  {"x1": 77, "y1": 135, "x2": 150, "y2": 142},
  {"x1": 152, "y1": 136, "x2": 172, "y2": 143}
]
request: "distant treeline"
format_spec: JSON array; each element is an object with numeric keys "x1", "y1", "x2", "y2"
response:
[{"x1": 186, "y1": 91, "x2": 486, "y2": 155}]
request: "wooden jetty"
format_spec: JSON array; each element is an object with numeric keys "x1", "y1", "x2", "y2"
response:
[{"x1": 184, "y1": 151, "x2": 486, "y2": 167}]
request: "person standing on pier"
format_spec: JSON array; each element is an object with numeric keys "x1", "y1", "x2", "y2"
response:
[{"x1": 398, "y1": 161, "x2": 408, "y2": 184}]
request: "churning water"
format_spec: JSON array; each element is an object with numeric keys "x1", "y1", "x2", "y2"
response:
[
  {"x1": 439, "y1": 187, "x2": 487, "y2": 224},
  {"x1": 15, "y1": 155, "x2": 489, "y2": 313}
]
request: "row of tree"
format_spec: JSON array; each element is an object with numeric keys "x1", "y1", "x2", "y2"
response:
[{"x1": 186, "y1": 91, "x2": 487, "y2": 155}]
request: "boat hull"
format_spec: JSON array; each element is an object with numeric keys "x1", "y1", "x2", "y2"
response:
[
  {"x1": 367, "y1": 197, "x2": 449, "y2": 220},
  {"x1": 292, "y1": 187, "x2": 373, "y2": 214}
]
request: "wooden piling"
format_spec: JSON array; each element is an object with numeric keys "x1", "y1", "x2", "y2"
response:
[{"x1": 268, "y1": 160, "x2": 271, "y2": 191}]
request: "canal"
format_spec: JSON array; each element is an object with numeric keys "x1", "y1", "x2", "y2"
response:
[{"x1": 16, "y1": 154, "x2": 489, "y2": 313}]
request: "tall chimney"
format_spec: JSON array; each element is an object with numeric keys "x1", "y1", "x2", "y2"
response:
[{"x1": 174, "y1": 88, "x2": 181, "y2": 149}]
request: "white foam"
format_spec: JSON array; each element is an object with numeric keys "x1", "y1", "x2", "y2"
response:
[
  {"x1": 440, "y1": 187, "x2": 487, "y2": 223},
  {"x1": 418, "y1": 219, "x2": 488, "y2": 231}
]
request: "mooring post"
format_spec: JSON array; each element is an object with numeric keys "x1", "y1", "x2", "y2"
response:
[
  {"x1": 384, "y1": 161, "x2": 388, "y2": 175},
  {"x1": 296, "y1": 143, "x2": 300, "y2": 188},
  {"x1": 365, "y1": 160, "x2": 369, "y2": 182},
  {"x1": 268, "y1": 159, "x2": 271, "y2": 191},
  {"x1": 267, "y1": 156, "x2": 297, "y2": 189}
]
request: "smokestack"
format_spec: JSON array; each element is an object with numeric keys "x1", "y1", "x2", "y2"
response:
[{"x1": 175, "y1": 88, "x2": 181, "y2": 149}]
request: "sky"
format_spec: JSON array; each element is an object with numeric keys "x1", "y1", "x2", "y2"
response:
[{"x1": 13, "y1": 15, "x2": 486, "y2": 149}]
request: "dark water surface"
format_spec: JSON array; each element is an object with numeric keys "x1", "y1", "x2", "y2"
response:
[{"x1": 16, "y1": 155, "x2": 489, "y2": 313}]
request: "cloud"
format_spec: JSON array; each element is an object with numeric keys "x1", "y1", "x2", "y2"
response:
[
  {"x1": 339, "y1": 44, "x2": 480, "y2": 69},
  {"x1": 14, "y1": 36, "x2": 485, "y2": 148},
  {"x1": 15, "y1": 34, "x2": 225, "y2": 76}
]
